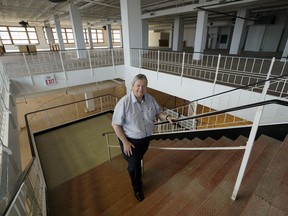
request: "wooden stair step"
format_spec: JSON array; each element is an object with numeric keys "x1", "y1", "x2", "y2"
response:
[
  {"x1": 193, "y1": 134, "x2": 282, "y2": 216},
  {"x1": 240, "y1": 135, "x2": 288, "y2": 216},
  {"x1": 142, "y1": 137, "x2": 217, "y2": 197},
  {"x1": 152, "y1": 135, "x2": 247, "y2": 216},
  {"x1": 101, "y1": 137, "x2": 209, "y2": 216},
  {"x1": 124, "y1": 136, "x2": 234, "y2": 215}
]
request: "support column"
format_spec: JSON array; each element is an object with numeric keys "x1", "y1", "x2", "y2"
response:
[
  {"x1": 106, "y1": 24, "x2": 113, "y2": 49},
  {"x1": 142, "y1": 19, "x2": 149, "y2": 50},
  {"x1": 84, "y1": 92, "x2": 95, "y2": 112},
  {"x1": 229, "y1": 9, "x2": 247, "y2": 55},
  {"x1": 44, "y1": 23, "x2": 54, "y2": 45},
  {"x1": 172, "y1": 17, "x2": 184, "y2": 51},
  {"x1": 53, "y1": 15, "x2": 65, "y2": 50},
  {"x1": 193, "y1": 10, "x2": 208, "y2": 60},
  {"x1": 88, "y1": 27, "x2": 93, "y2": 49},
  {"x1": 120, "y1": 0, "x2": 142, "y2": 66},
  {"x1": 69, "y1": 2, "x2": 86, "y2": 58}
]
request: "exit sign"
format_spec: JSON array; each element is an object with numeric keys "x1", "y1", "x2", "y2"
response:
[{"x1": 45, "y1": 75, "x2": 56, "y2": 86}]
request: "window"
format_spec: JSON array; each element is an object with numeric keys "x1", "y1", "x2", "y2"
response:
[
  {"x1": 0, "y1": 26, "x2": 12, "y2": 45},
  {"x1": 84, "y1": 29, "x2": 104, "y2": 43},
  {"x1": 44, "y1": 27, "x2": 104, "y2": 44},
  {"x1": 51, "y1": 28, "x2": 75, "y2": 44},
  {"x1": 0, "y1": 26, "x2": 38, "y2": 45},
  {"x1": 112, "y1": 29, "x2": 121, "y2": 43}
]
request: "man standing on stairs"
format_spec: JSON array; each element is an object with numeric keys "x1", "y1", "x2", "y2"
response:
[{"x1": 112, "y1": 74, "x2": 176, "y2": 202}]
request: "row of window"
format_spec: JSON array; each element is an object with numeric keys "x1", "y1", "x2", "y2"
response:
[{"x1": 0, "y1": 26, "x2": 121, "y2": 45}]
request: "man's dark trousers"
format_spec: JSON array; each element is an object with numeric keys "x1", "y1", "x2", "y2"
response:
[{"x1": 119, "y1": 137, "x2": 150, "y2": 193}]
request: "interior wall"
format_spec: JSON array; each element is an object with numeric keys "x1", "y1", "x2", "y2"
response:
[
  {"x1": 183, "y1": 27, "x2": 196, "y2": 47},
  {"x1": 261, "y1": 25, "x2": 284, "y2": 52},
  {"x1": 244, "y1": 25, "x2": 266, "y2": 51},
  {"x1": 149, "y1": 31, "x2": 161, "y2": 47},
  {"x1": 10, "y1": 65, "x2": 125, "y2": 97}
]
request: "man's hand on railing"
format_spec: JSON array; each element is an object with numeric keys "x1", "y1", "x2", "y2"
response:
[{"x1": 166, "y1": 114, "x2": 178, "y2": 124}]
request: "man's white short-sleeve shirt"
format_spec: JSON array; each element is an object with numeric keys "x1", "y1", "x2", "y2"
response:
[{"x1": 112, "y1": 92, "x2": 161, "y2": 139}]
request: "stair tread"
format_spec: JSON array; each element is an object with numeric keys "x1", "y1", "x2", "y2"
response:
[
  {"x1": 240, "y1": 135, "x2": 288, "y2": 215},
  {"x1": 193, "y1": 134, "x2": 282, "y2": 216},
  {"x1": 47, "y1": 134, "x2": 288, "y2": 216},
  {"x1": 125, "y1": 136, "x2": 235, "y2": 215},
  {"x1": 145, "y1": 135, "x2": 247, "y2": 216}
]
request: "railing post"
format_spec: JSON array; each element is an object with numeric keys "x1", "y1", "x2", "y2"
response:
[
  {"x1": 59, "y1": 51, "x2": 67, "y2": 81},
  {"x1": 138, "y1": 49, "x2": 141, "y2": 72},
  {"x1": 87, "y1": 49, "x2": 94, "y2": 76},
  {"x1": 104, "y1": 133, "x2": 112, "y2": 162},
  {"x1": 141, "y1": 159, "x2": 144, "y2": 174},
  {"x1": 23, "y1": 53, "x2": 34, "y2": 85},
  {"x1": 212, "y1": 54, "x2": 221, "y2": 94},
  {"x1": 231, "y1": 57, "x2": 275, "y2": 201},
  {"x1": 157, "y1": 50, "x2": 160, "y2": 80},
  {"x1": 111, "y1": 49, "x2": 115, "y2": 73},
  {"x1": 100, "y1": 97, "x2": 103, "y2": 112},
  {"x1": 180, "y1": 52, "x2": 186, "y2": 86}
]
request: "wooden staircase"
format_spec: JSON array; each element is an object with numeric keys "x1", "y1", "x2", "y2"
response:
[{"x1": 47, "y1": 134, "x2": 288, "y2": 216}]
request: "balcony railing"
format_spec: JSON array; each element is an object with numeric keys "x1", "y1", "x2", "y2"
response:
[
  {"x1": 131, "y1": 49, "x2": 288, "y2": 98},
  {"x1": 1, "y1": 48, "x2": 124, "y2": 79}
]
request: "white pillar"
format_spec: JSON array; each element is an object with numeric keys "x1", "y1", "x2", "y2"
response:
[
  {"x1": 88, "y1": 27, "x2": 93, "y2": 49},
  {"x1": 172, "y1": 17, "x2": 184, "y2": 51},
  {"x1": 69, "y1": 2, "x2": 86, "y2": 58},
  {"x1": 229, "y1": 9, "x2": 247, "y2": 55},
  {"x1": 142, "y1": 19, "x2": 149, "y2": 50},
  {"x1": 84, "y1": 92, "x2": 95, "y2": 112},
  {"x1": 106, "y1": 24, "x2": 113, "y2": 49},
  {"x1": 120, "y1": 0, "x2": 142, "y2": 66},
  {"x1": 193, "y1": 10, "x2": 208, "y2": 60},
  {"x1": 169, "y1": 28, "x2": 173, "y2": 48},
  {"x1": 120, "y1": 26, "x2": 123, "y2": 48},
  {"x1": 44, "y1": 23, "x2": 54, "y2": 45},
  {"x1": 53, "y1": 15, "x2": 65, "y2": 50}
]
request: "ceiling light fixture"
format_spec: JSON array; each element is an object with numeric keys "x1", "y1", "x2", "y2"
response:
[{"x1": 19, "y1": 20, "x2": 29, "y2": 27}]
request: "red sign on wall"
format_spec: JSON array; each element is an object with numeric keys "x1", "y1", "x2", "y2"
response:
[{"x1": 45, "y1": 75, "x2": 56, "y2": 86}]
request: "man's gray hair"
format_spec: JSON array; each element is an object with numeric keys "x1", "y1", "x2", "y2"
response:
[{"x1": 131, "y1": 74, "x2": 148, "y2": 86}]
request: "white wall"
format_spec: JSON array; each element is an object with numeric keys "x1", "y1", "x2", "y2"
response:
[
  {"x1": 261, "y1": 25, "x2": 284, "y2": 52},
  {"x1": 183, "y1": 27, "x2": 196, "y2": 47},
  {"x1": 11, "y1": 65, "x2": 125, "y2": 97},
  {"x1": 218, "y1": 27, "x2": 232, "y2": 50},
  {"x1": 149, "y1": 31, "x2": 161, "y2": 47},
  {"x1": 208, "y1": 27, "x2": 218, "y2": 49},
  {"x1": 244, "y1": 25, "x2": 266, "y2": 52}
]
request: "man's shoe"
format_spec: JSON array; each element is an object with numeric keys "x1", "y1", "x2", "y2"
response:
[{"x1": 134, "y1": 191, "x2": 145, "y2": 202}]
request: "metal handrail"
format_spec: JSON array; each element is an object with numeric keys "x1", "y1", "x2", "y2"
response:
[
  {"x1": 165, "y1": 73, "x2": 288, "y2": 110},
  {"x1": 155, "y1": 99, "x2": 288, "y2": 126}
]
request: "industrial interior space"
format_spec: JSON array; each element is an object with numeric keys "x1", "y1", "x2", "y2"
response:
[{"x1": 0, "y1": 0, "x2": 288, "y2": 215}]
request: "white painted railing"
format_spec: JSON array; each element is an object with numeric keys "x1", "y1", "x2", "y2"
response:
[
  {"x1": 131, "y1": 49, "x2": 288, "y2": 97},
  {"x1": 3, "y1": 159, "x2": 47, "y2": 216},
  {"x1": 25, "y1": 95, "x2": 118, "y2": 134},
  {"x1": 2, "y1": 48, "x2": 124, "y2": 79}
]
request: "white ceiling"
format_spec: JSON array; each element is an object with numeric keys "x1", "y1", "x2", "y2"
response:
[{"x1": 0, "y1": 0, "x2": 288, "y2": 29}]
